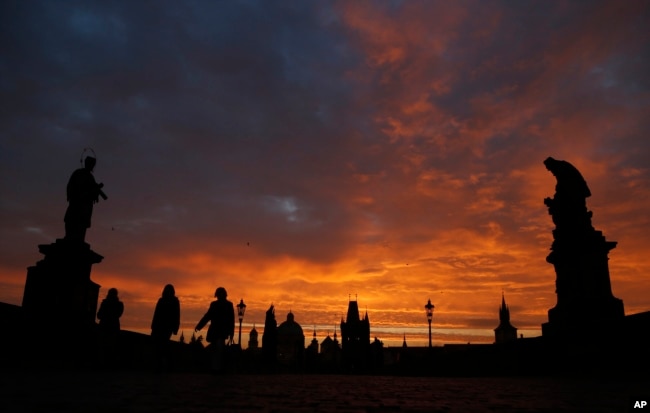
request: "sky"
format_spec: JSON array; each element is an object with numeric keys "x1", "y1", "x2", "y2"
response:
[{"x1": 1, "y1": 0, "x2": 649, "y2": 347}]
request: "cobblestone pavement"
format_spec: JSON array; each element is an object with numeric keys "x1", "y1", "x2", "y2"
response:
[{"x1": 1, "y1": 371, "x2": 647, "y2": 412}]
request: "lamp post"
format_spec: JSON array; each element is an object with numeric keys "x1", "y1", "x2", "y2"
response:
[
  {"x1": 425, "y1": 298, "x2": 435, "y2": 348},
  {"x1": 236, "y1": 299, "x2": 246, "y2": 347}
]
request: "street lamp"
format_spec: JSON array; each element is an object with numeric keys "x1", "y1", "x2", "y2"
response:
[
  {"x1": 236, "y1": 299, "x2": 246, "y2": 347},
  {"x1": 424, "y1": 298, "x2": 435, "y2": 348}
]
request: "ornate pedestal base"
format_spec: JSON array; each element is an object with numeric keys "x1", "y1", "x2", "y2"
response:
[{"x1": 22, "y1": 238, "x2": 102, "y2": 331}]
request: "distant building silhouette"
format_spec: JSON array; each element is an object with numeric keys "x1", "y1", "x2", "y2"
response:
[
  {"x1": 305, "y1": 327, "x2": 320, "y2": 371},
  {"x1": 262, "y1": 304, "x2": 277, "y2": 364},
  {"x1": 320, "y1": 333, "x2": 333, "y2": 352},
  {"x1": 319, "y1": 328, "x2": 341, "y2": 371},
  {"x1": 308, "y1": 327, "x2": 319, "y2": 354},
  {"x1": 320, "y1": 327, "x2": 341, "y2": 354},
  {"x1": 340, "y1": 298, "x2": 370, "y2": 371},
  {"x1": 248, "y1": 324, "x2": 259, "y2": 349},
  {"x1": 276, "y1": 311, "x2": 304, "y2": 367},
  {"x1": 494, "y1": 293, "x2": 517, "y2": 343},
  {"x1": 370, "y1": 337, "x2": 384, "y2": 370}
]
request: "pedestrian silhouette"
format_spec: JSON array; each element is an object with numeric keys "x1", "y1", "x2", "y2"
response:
[
  {"x1": 151, "y1": 284, "x2": 180, "y2": 371},
  {"x1": 97, "y1": 288, "x2": 123, "y2": 366},
  {"x1": 195, "y1": 287, "x2": 235, "y2": 373}
]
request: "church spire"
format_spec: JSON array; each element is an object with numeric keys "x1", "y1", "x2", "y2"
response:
[
  {"x1": 500, "y1": 292, "x2": 510, "y2": 323},
  {"x1": 495, "y1": 292, "x2": 517, "y2": 343}
]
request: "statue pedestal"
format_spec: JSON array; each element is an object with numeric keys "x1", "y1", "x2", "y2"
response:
[
  {"x1": 22, "y1": 238, "x2": 102, "y2": 331},
  {"x1": 542, "y1": 231, "x2": 624, "y2": 340}
]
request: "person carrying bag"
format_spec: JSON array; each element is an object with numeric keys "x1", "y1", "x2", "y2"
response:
[{"x1": 195, "y1": 287, "x2": 235, "y2": 373}]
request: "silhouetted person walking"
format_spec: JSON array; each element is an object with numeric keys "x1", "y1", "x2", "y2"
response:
[
  {"x1": 97, "y1": 288, "x2": 123, "y2": 366},
  {"x1": 64, "y1": 155, "x2": 107, "y2": 243},
  {"x1": 151, "y1": 284, "x2": 180, "y2": 371},
  {"x1": 195, "y1": 287, "x2": 234, "y2": 373}
]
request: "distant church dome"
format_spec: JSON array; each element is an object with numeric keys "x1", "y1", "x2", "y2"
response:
[
  {"x1": 277, "y1": 312, "x2": 304, "y2": 337},
  {"x1": 276, "y1": 311, "x2": 305, "y2": 366}
]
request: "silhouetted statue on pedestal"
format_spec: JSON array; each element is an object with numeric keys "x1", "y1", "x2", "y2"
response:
[
  {"x1": 65, "y1": 156, "x2": 107, "y2": 243},
  {"x1": 541, "y1": 157, "x2": 624, "y2": 338},
  {"x1": 22, "y1": 153, "x2": 108, "y2": 362}
]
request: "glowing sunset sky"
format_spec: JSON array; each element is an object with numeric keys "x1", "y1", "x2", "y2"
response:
[{"x1": 1, "y1": 1, "x2": 649, "y2": 347}]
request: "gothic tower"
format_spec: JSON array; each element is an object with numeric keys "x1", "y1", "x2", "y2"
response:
[
  {"x1": 494, "y1": 293, "x2": 517, "y2": 343},
  {"x1": 340, "y1": 298, "x2": 370, "y2": 371}
]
